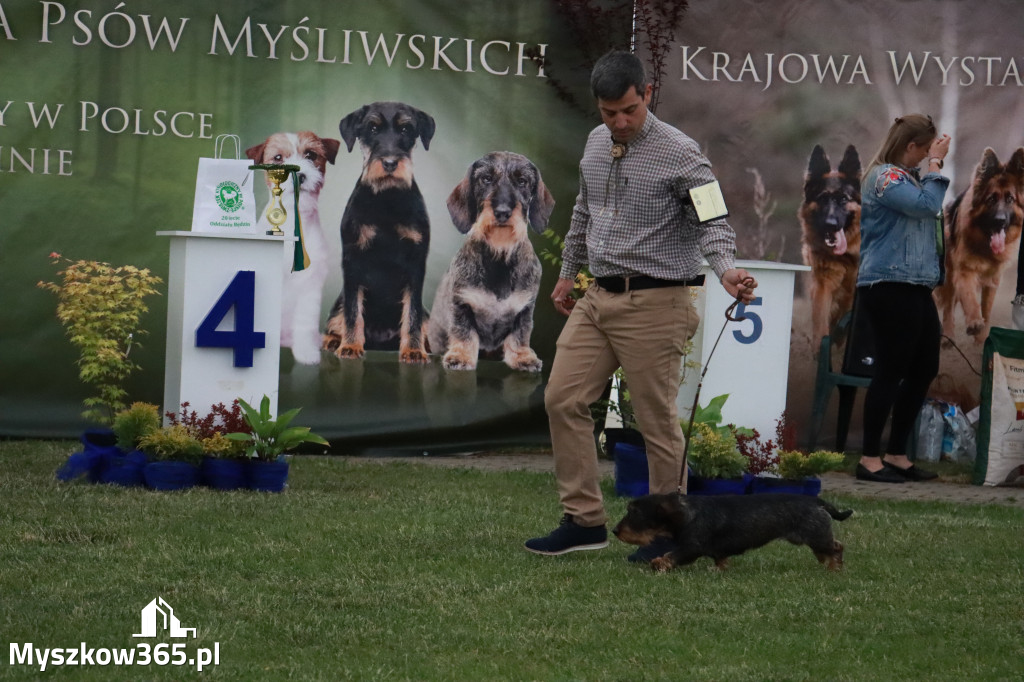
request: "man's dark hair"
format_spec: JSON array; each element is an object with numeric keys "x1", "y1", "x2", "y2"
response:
[{"x1": 590, "y1": 50, "x2": 647, "y2": 101}]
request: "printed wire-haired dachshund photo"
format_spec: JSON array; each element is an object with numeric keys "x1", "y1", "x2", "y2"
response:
[
  {"x1": 613, "y1": 492, "x2": 852, "y2": 573},
  {"x1": 322, "y1": 101, "x2": 436, "y2": 364},
  {"x1": 799, "y1": 144, "x2": 862, "y2": 342},
  {"x1": 428, "y1": 151, "x2": 555, "y2": 372}
]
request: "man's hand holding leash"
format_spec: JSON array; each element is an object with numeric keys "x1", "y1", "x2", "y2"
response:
[
  {"x1": 722, "y1": 268, "x2": 758, "y2": 303},
  {"x1": 551, "y1": 277, "x2": 577, "y2": 316}
]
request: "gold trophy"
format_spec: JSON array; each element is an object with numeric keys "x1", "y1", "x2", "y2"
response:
[{"x1": 249, "y1": 163, "x2": 300, "y2": 236}]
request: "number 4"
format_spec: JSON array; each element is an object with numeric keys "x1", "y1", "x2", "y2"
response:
[{"x1": 195, "y1": 270, "x2": 266, "y2": 367}]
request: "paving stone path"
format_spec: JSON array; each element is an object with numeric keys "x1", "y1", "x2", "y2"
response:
[{"x1": 346, "y1": 452, "x2": 1024, "y2": 508}]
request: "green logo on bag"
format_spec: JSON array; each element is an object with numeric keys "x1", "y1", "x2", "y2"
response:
[{"x1": 215, "y1": 181, "x2": 244, "y2": 213}]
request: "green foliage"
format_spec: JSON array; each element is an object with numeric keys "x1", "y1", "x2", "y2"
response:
[
  {"x1": 687, "y1": 394, "x2": 754, "y2": 440},
  {"x1": 165, "y1": 401, "x2": 251, "y2": 458},
  {"x1": 200, "y1": 432, "x2": 246, "y2": 458},
  {"x1": 776, "y1": 449, "x2": 847, "y2": 480},
  {"x1": 137, "y1": 424, "x2": 204, "y2": 463},
  {"x1": 687, "y1": 422, "x2": 747, "y2": 479},
  {"x1": 538, "y1": 228, "x2": 566, "y2": 270},
  {"x1": 111, "y1": 402, "x2": 161, "y2": 452},
  {"x1": 37, "y1": 253, "x2": 162, "y2": 424},
  {"x1": 227, "y1": 395, "x2": 329, "y2": 461}
]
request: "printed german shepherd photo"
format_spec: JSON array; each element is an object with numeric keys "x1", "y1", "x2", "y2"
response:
[
  {"x1": 800, "y1": 145, "x2": 862, "y2": 342},
  {"x1": 934, "y1": 147, "x2": 1024, "y2": 342}
]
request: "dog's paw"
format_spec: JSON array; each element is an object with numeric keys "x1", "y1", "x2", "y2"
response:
[
  {"x1": 399, "y1": 348, "x2": 430, "y2": 365},
  {"x1": 505, "y1": 349, "x2": 543, "y2": 373},
  {"x1": 336, "y1": 344, "x2": 365, "y2": 360},
  {"x1": 322, "y1": 333, "x2": 342, "y2": 352},
  {"x1": 442, "y1": 350, "x2": 477, "y2": 371},
  {"x1": 650, "y1": 556, "x2": 674, "y2": 573},
  {"x1": 292, "y1": 343, "x2": 323, "y2": 365},
  {"x1": 966, "y1": 319, "x2": 985, "y2": 336}
]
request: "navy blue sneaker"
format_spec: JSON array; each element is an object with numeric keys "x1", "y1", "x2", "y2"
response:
[
  {"x1": 627, "y1": 536, "x2": 676, "y2": 564},
  {"x1": 524, "y1": 514, "x2": 608, "y2": 555}
]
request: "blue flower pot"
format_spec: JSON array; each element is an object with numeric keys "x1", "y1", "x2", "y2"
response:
[
  {"x1": 201, "y1": 457, "x2": 248, "y2": 491},
  {"x1": 613, "y1": 442, "x2": 649, "y2": 498},
  {"x1": 607, "y1": 428, "x2": 649, "y2": 498},
  {"x1": 98, "y1": 450, "x2": 148, "y2": 487},
  {"x1": 687, "y1": 473, "x2": 751, "y2": 496},
  {"x1": 143, "y1": 461, "x2": 200, "y2": 491},
  {"x1": 247, "y1": 458, "x2": 289, "y2": 492},
  {"x1": 56, "y1": 430, "x2": 122, "y2": 483},
  {"x1": 803, "y1": 477, "x2": 822, "y2": 496},
  {"x1": 749, "y1": 475, "x2": 822, "y2": 496}
]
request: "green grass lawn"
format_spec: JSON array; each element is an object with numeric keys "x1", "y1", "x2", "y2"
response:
[{"x1": 1, "y1": 440, "x2": 1021, "y2": 681}]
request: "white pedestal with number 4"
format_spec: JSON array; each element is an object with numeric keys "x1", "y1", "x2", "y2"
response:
[{"x1": 158, "y1": 231, "x2": 291, "y2": 421}]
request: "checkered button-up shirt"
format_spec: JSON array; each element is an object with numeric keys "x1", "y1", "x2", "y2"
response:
[{"x1": 560, "y1": 111, "x2": 737, "y2": 282}]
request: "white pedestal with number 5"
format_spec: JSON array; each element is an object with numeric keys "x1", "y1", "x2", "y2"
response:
[
  {"x1": 158, "y1": 231, "x2": 291, "y2": 421},
  {"x1": 677, "y1": 260, "x2": 810, "y2": 439}
]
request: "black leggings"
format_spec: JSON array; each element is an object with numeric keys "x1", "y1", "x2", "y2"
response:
[{"x1": 858, "y1": 283, "x2": 941, "y2": 458}]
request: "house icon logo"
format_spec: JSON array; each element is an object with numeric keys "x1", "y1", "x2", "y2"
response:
[{"x1": 133, "y1": 597, "x2": 197, "y2": 638}]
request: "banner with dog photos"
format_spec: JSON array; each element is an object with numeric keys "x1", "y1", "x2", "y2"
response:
[
  {"x1": 0, "y1": 0, "x2": 611, "y2": 447},
  {"x1": 4, "y1": 0, "x2": 1024, "y2": 456},
  {"x1": 669, "y1": 0, "x2": 1024, "y2": 451}
]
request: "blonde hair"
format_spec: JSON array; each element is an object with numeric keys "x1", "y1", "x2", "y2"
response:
[{"x1": 867, "y1": 114, "x2": 937, "y2": 172}]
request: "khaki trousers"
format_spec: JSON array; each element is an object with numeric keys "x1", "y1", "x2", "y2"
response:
[{"x1": 544, "y1": 284, "x2": 700, "y2": 527}]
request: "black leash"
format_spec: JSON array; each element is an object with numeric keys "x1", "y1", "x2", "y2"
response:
[{"x1": 677, "y1": 276, "x2": 756, "y2": 494}]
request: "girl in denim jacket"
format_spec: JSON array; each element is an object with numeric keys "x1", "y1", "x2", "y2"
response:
[{"x1": 855, "y1": 114, "x2": 951, "y2": 483}]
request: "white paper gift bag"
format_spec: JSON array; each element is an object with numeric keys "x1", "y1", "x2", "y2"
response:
[{"x1": 191, "y1": 134, "x2": 257, "y2": 233}]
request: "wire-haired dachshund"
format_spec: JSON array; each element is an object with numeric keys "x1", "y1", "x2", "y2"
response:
[
  {"x1": 613, "y1": 492, "x2": 852, "y2": 572},
  {"x1": 428, "y1": 151, "x2": 555, "y2": 371},
  {"x1": 322, "y1": 101, "x2": 436, "y2": 364}
]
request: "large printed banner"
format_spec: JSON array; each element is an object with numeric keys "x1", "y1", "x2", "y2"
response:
[
  {"x1": 5, "y1": 0, "x2": 1024, "y2": 452},
  {"x1": 0, "y1": 0, "x2": 605, "y2": 449},
  {"x1": 665, "y1": 0, "x2": 1024, "y2": 447}
]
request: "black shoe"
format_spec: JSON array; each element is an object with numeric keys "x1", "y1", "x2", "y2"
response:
[
  {"x1": 627, "y1": 536, "x2": 675, "y2": 564},
  {"x1": 886, "y1": 463, "x2": 939, "y2": 481},
  {"x1": 855, "y1": 463, "x2": 906, "y2": 483},
  {"x1": 524, "y1": 514, "x2": 608, "y2": 556}
]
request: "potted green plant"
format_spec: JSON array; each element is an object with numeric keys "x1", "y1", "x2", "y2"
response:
[
  {"x1": 762, "y1": 449, "x2": 846, "y2": 496},
  {"x1": 686, "y1": 421, "x2": 750, "y2": 495},
  {"x1": 138, "y1": 424, "x2": 204, "y2": 490},
  {"x1": 97, "y1": 402, "x2": 161, "y2": 487},
  {"x1": 166, "y1": 402, "x2": 251, "y2": 491},
  {"x1": 681, "y1": 395, "x2": 752, "y2": 495},
  {"x1": 112, "y1": 402, "x2": 162, "y2": 452},
  {"x1": 36, "y1": 253, "x2": 162, "y2": 425},
  {"x1": 226, "y1": 396, "x2": 329, "y2": 492}
]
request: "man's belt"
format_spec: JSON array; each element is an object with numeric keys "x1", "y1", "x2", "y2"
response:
[{"x1": 595, "y1": 274, "x2": 705, "y2": 293}]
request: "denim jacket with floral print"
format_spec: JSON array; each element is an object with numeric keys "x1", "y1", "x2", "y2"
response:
[{"x1": 857, "y1": 163, "x2": 950, "y2": 288}]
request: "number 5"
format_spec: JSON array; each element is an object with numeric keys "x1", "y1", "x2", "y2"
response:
[{"x1": 732, "y1": 297, "x2": 763, "y2": 345}]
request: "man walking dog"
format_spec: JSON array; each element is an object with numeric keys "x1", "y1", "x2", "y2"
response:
[{"x1": 525, "y1": 50, "x2": 757, "y2": 562}]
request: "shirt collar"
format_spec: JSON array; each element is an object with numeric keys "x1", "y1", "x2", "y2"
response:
[{"x1": 604, "y1": 109, "x2": 657, "y2": 154}]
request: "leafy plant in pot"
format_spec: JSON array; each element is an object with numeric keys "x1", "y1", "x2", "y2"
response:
[
  {"x1": 36, "y1": 253, "x2": 162, "y2": 425},
  {"x1": 226, "y1": 396, "x2": 329, "y2": 492},
  {"x1": 137, "y1": 424, "x2": 204, "y2": 491},
  {"x1": 167, "y1": 401, "x2": 251, "y2": 490},
  {"x1": 101, "y1": 402, "x2": 161, "y2": 486},
  {"x1": 762, "y1": 449, "x2": 846, "y2": 496},
  {"x1": 683, "y1": 394, "x2": 752, "y2": 495},
  {"x1": 686, "y1": 422, "x2": 750, "y2": 495}
]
